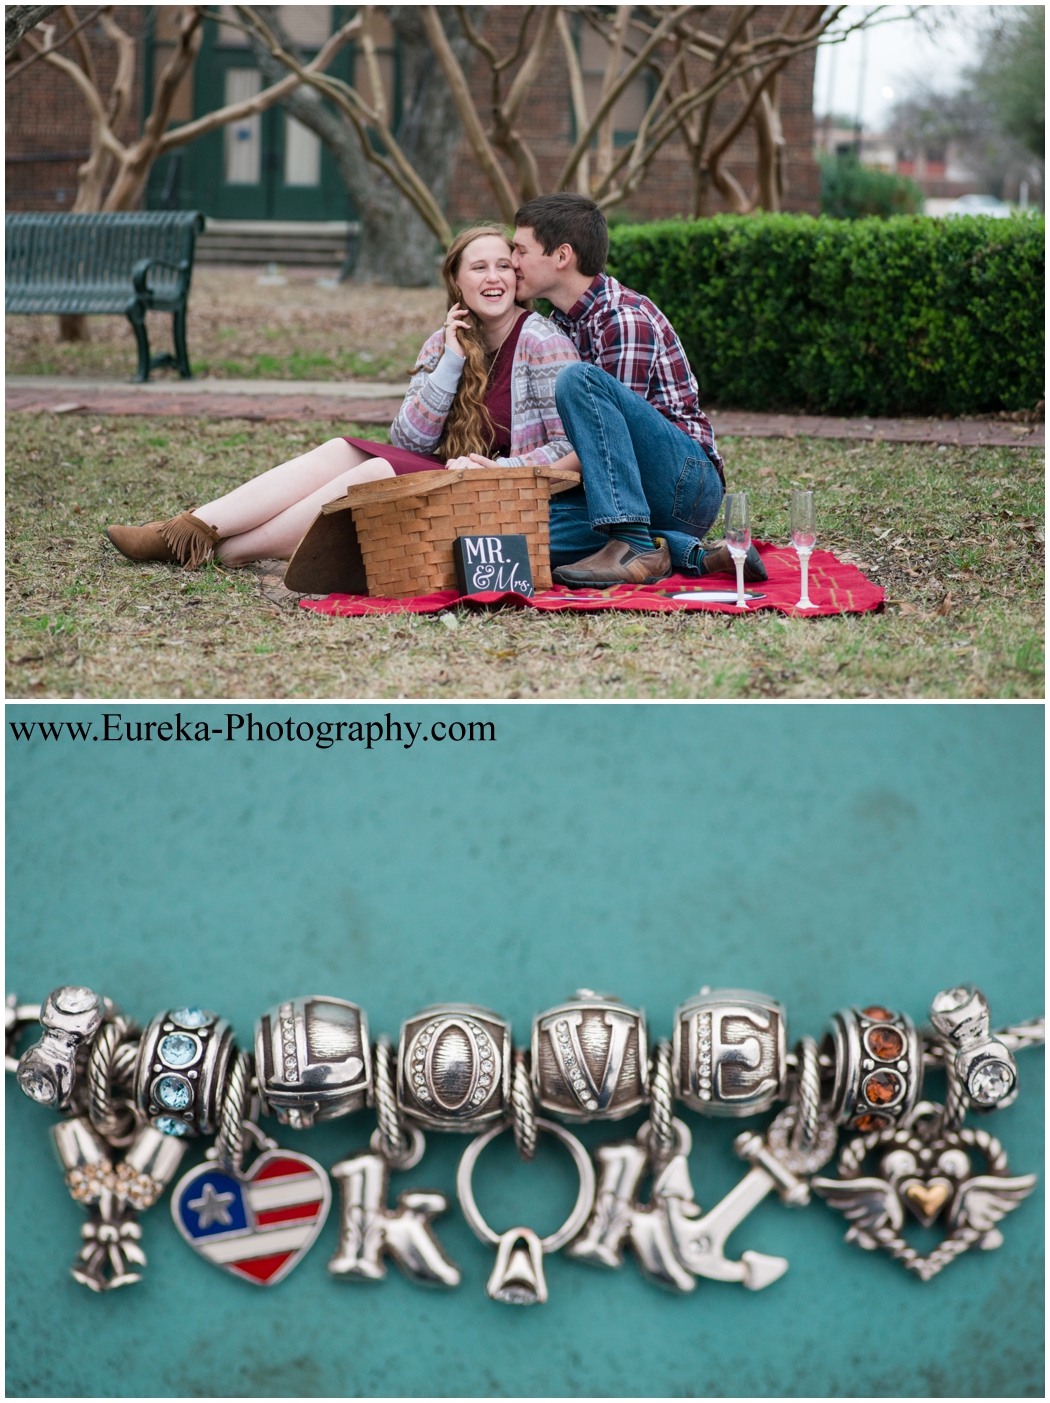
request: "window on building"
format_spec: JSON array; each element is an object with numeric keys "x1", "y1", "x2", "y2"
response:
[
  {"x1": 285, "y1": 115, "x2": 322, "y2": 186},
  {"x1": 579, "y1": 20, "x2": 650, "y2": 144},
  {"x1": 224, "y1": 68, "x2": 262, "y2": 183}
]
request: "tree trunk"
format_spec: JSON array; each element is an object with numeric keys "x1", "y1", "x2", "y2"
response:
[{"x1": 250, "y1": 6, "x2": 477, "y2": 286}]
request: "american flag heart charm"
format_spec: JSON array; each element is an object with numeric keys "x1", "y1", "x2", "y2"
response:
[{"x1": 171, "y1": 1149, "x2": 331, "y2": 1286}]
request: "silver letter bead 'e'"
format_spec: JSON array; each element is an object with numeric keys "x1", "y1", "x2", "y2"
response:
[
  {"x1": 397, "y1": 1005, "x2": 510, "y2": 1131},
  {"x1": 256, "y1": 996, "x2": 372, "y2": 1128},
  {"x1": 823, "y1": 1003, "x2": 922, "y2": 1130},
  {"x1": 532, "y1": 990, "x2": 648, "y2": 1121},
  {"x1": 673, "y1": 989, "x2": 787, "y2": 1116}
]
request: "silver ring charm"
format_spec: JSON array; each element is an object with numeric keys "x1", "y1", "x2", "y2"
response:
[
  {"x1": 456, "y1": 1117, "x2": 596, "y2": 1304},
  {"x1": 672, "y1": 988, "x2": 787, "y2": 1116},
  {"x1": 929, "y1": 984, "x2": 1019, "y2": 1116},
  {"x1": 824, "y1": 1003, "x2": 922, "y2": 1131},
  {"x1": 646, "y1": 1039, "x2": 676, "y2": 1165},
  {"x1": 133, "y1": 1007, "x2": 235, "y2": 1139},
  {"x1": 397, "y1": 1004, "x2": 511, "y2": 1131},
  {"x1": 214, "y1": 1048, "x2": 253, "y2": 1174},
  {"x1": 87, "y1": 1015, "x2": 140, "y2": 1147},
  {"x1": 531, "y1": 990, "x2": 647, "y2": 1121},
  {"x1": 255, "y1": 996, "x2": 372, "y2": 1129}
]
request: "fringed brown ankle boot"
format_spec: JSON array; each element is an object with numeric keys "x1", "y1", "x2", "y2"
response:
[
  {"x1": 106, "y1": 511, "x2": 221, "y2": 568},
  {"x1": 157, "y1": 511, "x2": 222, "y2": 568}
]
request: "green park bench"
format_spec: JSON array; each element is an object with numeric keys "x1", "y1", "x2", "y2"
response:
[{"x1": 5, "y1": 211, "x2": 205, "y2": 382}]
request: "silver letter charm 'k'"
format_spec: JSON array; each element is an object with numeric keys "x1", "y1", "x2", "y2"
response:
[
  {"x1": 568, "y1": 1111, "x2": 836, "y2": 1292},
  {"x1": 539, "y1": 1008, "x2": 635, "y2": 1114},
  {"x1": 328, "y1": 1150, "x2": 461, "y2": 1287}
]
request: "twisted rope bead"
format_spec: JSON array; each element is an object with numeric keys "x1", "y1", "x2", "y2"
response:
[
  {"x1": 87, "y1": 1016, "x2": 138, "y2": 1145},
  {"x1": 941, "y1": 1061, "x2": 969, "y2": 1133},
  {"x1": 215, "y1": 1048, "x2": 252, "y2": 1174},
  {"x1": 511, "y1": 1049, "x2": 537, "y2": 1161},
  {"x1": 372, "y1": 1036, "x2": 413, "y2": 1168},
  {"x1": 791, "y1": 1035, "x2": 822, "y2": 1152},
  {"x1": 648, "y1": 1039, "x2": 675, "y2": 1164}
]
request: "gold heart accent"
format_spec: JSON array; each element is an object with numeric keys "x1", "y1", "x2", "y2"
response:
[{"x1": 904, "y1": 1180, "x2": 950, "y2": 1220}]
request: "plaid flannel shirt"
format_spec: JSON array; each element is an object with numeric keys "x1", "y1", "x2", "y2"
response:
[{"x1": 550, "y1": 273, "x2": 724, "y2": 480}]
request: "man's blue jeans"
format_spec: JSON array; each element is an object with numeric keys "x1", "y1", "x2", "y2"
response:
[{"x1": 550, "y1": 362, "x2": 724, "y2": 572}]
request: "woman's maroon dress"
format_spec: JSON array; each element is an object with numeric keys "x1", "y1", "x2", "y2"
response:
[{"x1": 343, "y1": 312, "x2": 526, "y2": 475}]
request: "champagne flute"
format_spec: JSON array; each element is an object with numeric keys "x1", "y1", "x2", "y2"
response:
[
  {"x1": 724, "y1": 492, "x2": 751, "y2": 609},
  {"x1": 790, "y1": 489, "x2": 817, "y2": 609}
]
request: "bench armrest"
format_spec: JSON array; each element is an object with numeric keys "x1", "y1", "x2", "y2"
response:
[{"x1": 131, "y1": 257, "x2": 193, "y2": 301}]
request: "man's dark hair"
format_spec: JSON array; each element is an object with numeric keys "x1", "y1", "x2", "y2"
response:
[{"x1": 514, "y1": 193, "x2": 608, "y2": 276}]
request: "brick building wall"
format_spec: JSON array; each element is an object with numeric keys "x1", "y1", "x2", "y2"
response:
[
  {"x1": 446, "y1": 9, "x2": 819, "y2": 223},
  {"x1": 5, "y1": 6, "x2": 818, "y2": 220},
  {"x1": 5, "y1": 8, "x2": 147, "y2": 210}
]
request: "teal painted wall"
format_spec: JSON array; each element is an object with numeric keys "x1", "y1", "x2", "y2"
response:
[{"x1": 5, "y1": 703, "x2": 1044, "y2": 1397}]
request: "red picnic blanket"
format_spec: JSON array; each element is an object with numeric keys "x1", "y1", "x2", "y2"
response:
[{"x1": 299, "y1": 543, "x2": 883, "y2": 618}]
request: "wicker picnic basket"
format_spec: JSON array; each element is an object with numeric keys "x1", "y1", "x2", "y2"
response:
[{"x1": 284, "y1": 464, "x2": 580, "y2": 599}]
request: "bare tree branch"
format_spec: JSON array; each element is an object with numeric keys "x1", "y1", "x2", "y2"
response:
[
  {"x1": 557, "y1": 9, "x2": 591, "y2": 195},
  {"x1": 421, "y1": 4, "x2": 518, "y2": 221},
  {"x1": 5, "y1": 4, "x2": 60, "y2": 56}
]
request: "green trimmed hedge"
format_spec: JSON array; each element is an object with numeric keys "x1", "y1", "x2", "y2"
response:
[{"x1": 606, "y1": 213, "x2": 1044, "y2": 415}]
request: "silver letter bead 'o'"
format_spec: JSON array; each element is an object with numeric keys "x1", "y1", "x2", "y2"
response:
[
  {"x1": 256, "y1": 996, "x2": 372, "y2": 1129},
  {"x1": 532, "y1": 991, "x2": 647, "y2": 1121},
  {"x1": 397, "y1": 1004, "x2": 510, "y2": 1131},
  {"x1": 673, "y1": 988, "x2": 787, "y2": 1116},
  {"x1": 823, "y1": 1003, "x2": 922, "y2": 1130}
]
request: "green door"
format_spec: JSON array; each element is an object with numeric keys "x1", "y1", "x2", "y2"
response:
[{"x1": 148, "y1": 7, "x2": 357, "y2": 222}]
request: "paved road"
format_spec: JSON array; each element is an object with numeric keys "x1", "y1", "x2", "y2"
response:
[{"x1": 6, "y1": 375, "x2": 1043, "y2": 447}]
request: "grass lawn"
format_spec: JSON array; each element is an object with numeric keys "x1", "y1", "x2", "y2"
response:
[
  {"x1": 6, "y1": 413, "x2": 1043, "y2": 699},
  {"x1": 5, "y1": 268, "x2": 443, "y2": 383}
]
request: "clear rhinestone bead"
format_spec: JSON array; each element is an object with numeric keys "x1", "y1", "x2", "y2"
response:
[
  {"x1": 969, "y1": 1060, "x2": 1014, "y2": 1105},
  {"x1": 20, "y1": 1066, "x2": 57, "y2": 1103}
]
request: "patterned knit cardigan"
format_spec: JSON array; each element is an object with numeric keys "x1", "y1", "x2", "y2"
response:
[{"x1": 390, "y1": 312, "x2": 580, "y2": 467}]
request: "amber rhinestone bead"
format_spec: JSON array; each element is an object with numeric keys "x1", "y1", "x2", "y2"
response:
[
  {"x1": 853, "y1": 1113, "x2": 889, "y2": 1132},
  {"x1": 863, "y1": 1070, "x2": 901, "y2": 1105},
  {"x1": 861, "y1": 1005, "x2": 894, "y2": 1021},
  {"x1": 867, "y1": 1026, "x2": 905, "y2": 1060}
]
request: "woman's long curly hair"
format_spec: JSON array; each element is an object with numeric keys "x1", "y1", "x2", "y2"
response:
[{"x1": 425, "y1": 224, "x2": 529, "y2": 461}]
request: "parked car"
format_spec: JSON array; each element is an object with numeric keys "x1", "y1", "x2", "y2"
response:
[{"x1": 947, "y1": 193, "x2": 1013, "y2": 218}]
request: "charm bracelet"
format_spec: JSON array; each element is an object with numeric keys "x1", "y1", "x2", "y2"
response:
[{"x1": 6, "y1": 983, "x2": 1043, "y2": 1302}]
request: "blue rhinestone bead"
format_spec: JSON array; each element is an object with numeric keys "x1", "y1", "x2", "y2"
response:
[
  {"x1": 170, "y1": 1007, "x2": 210, "y2": 1028},
  {"x1": 154, "y1": 1115, "x2": 189, "y2": 1136},
  {"x1": 159, "y1": 1033, "x2": 198, "y2": 1066},
  {"x1": 155, "y1": 1074, "x2": 192, "y2": 1110}
]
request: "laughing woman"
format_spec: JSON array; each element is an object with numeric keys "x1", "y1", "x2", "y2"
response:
[{"x1": 105, "y1": 225, "x2": 580, "y2": 569}]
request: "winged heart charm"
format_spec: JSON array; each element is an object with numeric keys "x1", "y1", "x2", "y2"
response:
[{"x1": 813, "y1": 1102, "x2": 1035, "y2": 1281}]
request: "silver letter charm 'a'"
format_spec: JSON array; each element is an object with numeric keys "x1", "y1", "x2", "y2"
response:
[{"x1": 328, "y1": 1149, "x2": 460, "y2": 1287}]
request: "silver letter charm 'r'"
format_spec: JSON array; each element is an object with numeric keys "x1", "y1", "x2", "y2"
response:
[{"x1": 328, "y1": 1149, "x2": 460, "y2": 1287}]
